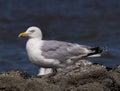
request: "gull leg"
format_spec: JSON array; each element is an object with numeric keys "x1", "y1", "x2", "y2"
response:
[
  {"x1": 37, "y1": 68, "x2": 53, "y2": 77},
  {"x1": 44, "y1": 68, "x2": 57, "y2": 78},
  {"x1": 36, "y1": 68, "x2": 57, "y2": 78}
]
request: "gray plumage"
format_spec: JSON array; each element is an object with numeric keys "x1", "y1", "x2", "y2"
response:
[{"x1": 41, "y1": 40, "x2": 93, "y2": 63}]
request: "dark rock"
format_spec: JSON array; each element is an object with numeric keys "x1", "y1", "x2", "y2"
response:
[
  {"x1": 0, "y1": 60, "x2": 120, "y2": 91},
  {"x1": 77, "y1": 82, "x2": 109, "y2": 91}
]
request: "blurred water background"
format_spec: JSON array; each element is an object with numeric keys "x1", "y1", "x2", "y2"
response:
[{"x1": 0, "y1": 0, "x2": 120, "y2": 75}]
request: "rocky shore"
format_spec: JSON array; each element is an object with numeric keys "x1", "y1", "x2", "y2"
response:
[{"x1": 0, "y1": 60, "x2": 120, "y2": 91}]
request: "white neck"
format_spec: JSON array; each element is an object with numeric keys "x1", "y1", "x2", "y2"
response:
[
  {"x1": 26, "y1": 37, "x2": 42, "y2": 51},
  {"x1": 29, "y1": 35, "x2": 42, "y2": 40}
]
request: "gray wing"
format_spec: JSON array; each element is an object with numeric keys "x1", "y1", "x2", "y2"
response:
[{"x1": 41, "y1": 40, "x2": 92, "y2": 62}]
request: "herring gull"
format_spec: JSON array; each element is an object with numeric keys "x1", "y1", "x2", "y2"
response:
[{"x1": 18, "y1": 26, "x2": 103, "y2": 76}]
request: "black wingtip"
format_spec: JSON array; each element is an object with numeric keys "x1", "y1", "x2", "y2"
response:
[
  {"x1": 87, "y1": 47, "x2": 104, "y2": 57},
  {"x1": 90, "y1": 47, "x2": 103, "y2": 54}
]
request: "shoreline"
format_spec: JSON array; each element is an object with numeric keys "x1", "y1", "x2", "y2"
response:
[{"x1": 0, "y1": 60, "x2": 120, "y2": 91}]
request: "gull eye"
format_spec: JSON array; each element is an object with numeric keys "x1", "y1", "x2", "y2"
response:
[{"x1": 30, "y1": 30, "x2": 35, "y2": 33}]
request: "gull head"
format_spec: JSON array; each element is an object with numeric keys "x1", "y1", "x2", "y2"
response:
[{"x1": 18, "y1": 26, "x2": 42, "y2": 39}]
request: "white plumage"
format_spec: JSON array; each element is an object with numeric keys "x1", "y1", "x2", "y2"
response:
[{"x1": 18, "y1": 26, "x2": 103, "y2": 76}]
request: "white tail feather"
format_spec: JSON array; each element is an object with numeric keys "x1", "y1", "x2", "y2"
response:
[{"x1": 88, "y1": 54, "x2": 101, "y2": 57}]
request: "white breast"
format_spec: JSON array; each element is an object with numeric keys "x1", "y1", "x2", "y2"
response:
[
  {"x1": 26, "y1": 38, "x2": 44, "y2": 65},
  {"x1": 26, "y1": 38, "x2": 60, "y2": 68}
]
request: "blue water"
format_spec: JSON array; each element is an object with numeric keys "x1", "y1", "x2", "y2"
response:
[{"x1": 0, "y1": 0, "x2": 120, "y2": 75}]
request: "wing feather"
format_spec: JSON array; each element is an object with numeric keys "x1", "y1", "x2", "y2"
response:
[{"x1": 41, "y1": 40, "x2": 91, "y2": 62}]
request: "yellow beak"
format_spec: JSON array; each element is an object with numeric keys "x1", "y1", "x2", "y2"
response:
[{"x1": 18, "y1": 32, "x2": 28, "y2": 37}]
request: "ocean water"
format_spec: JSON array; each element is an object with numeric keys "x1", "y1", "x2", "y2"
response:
[{"x1": 0, "y1": 0, "x2": 120, "y2": 75}]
